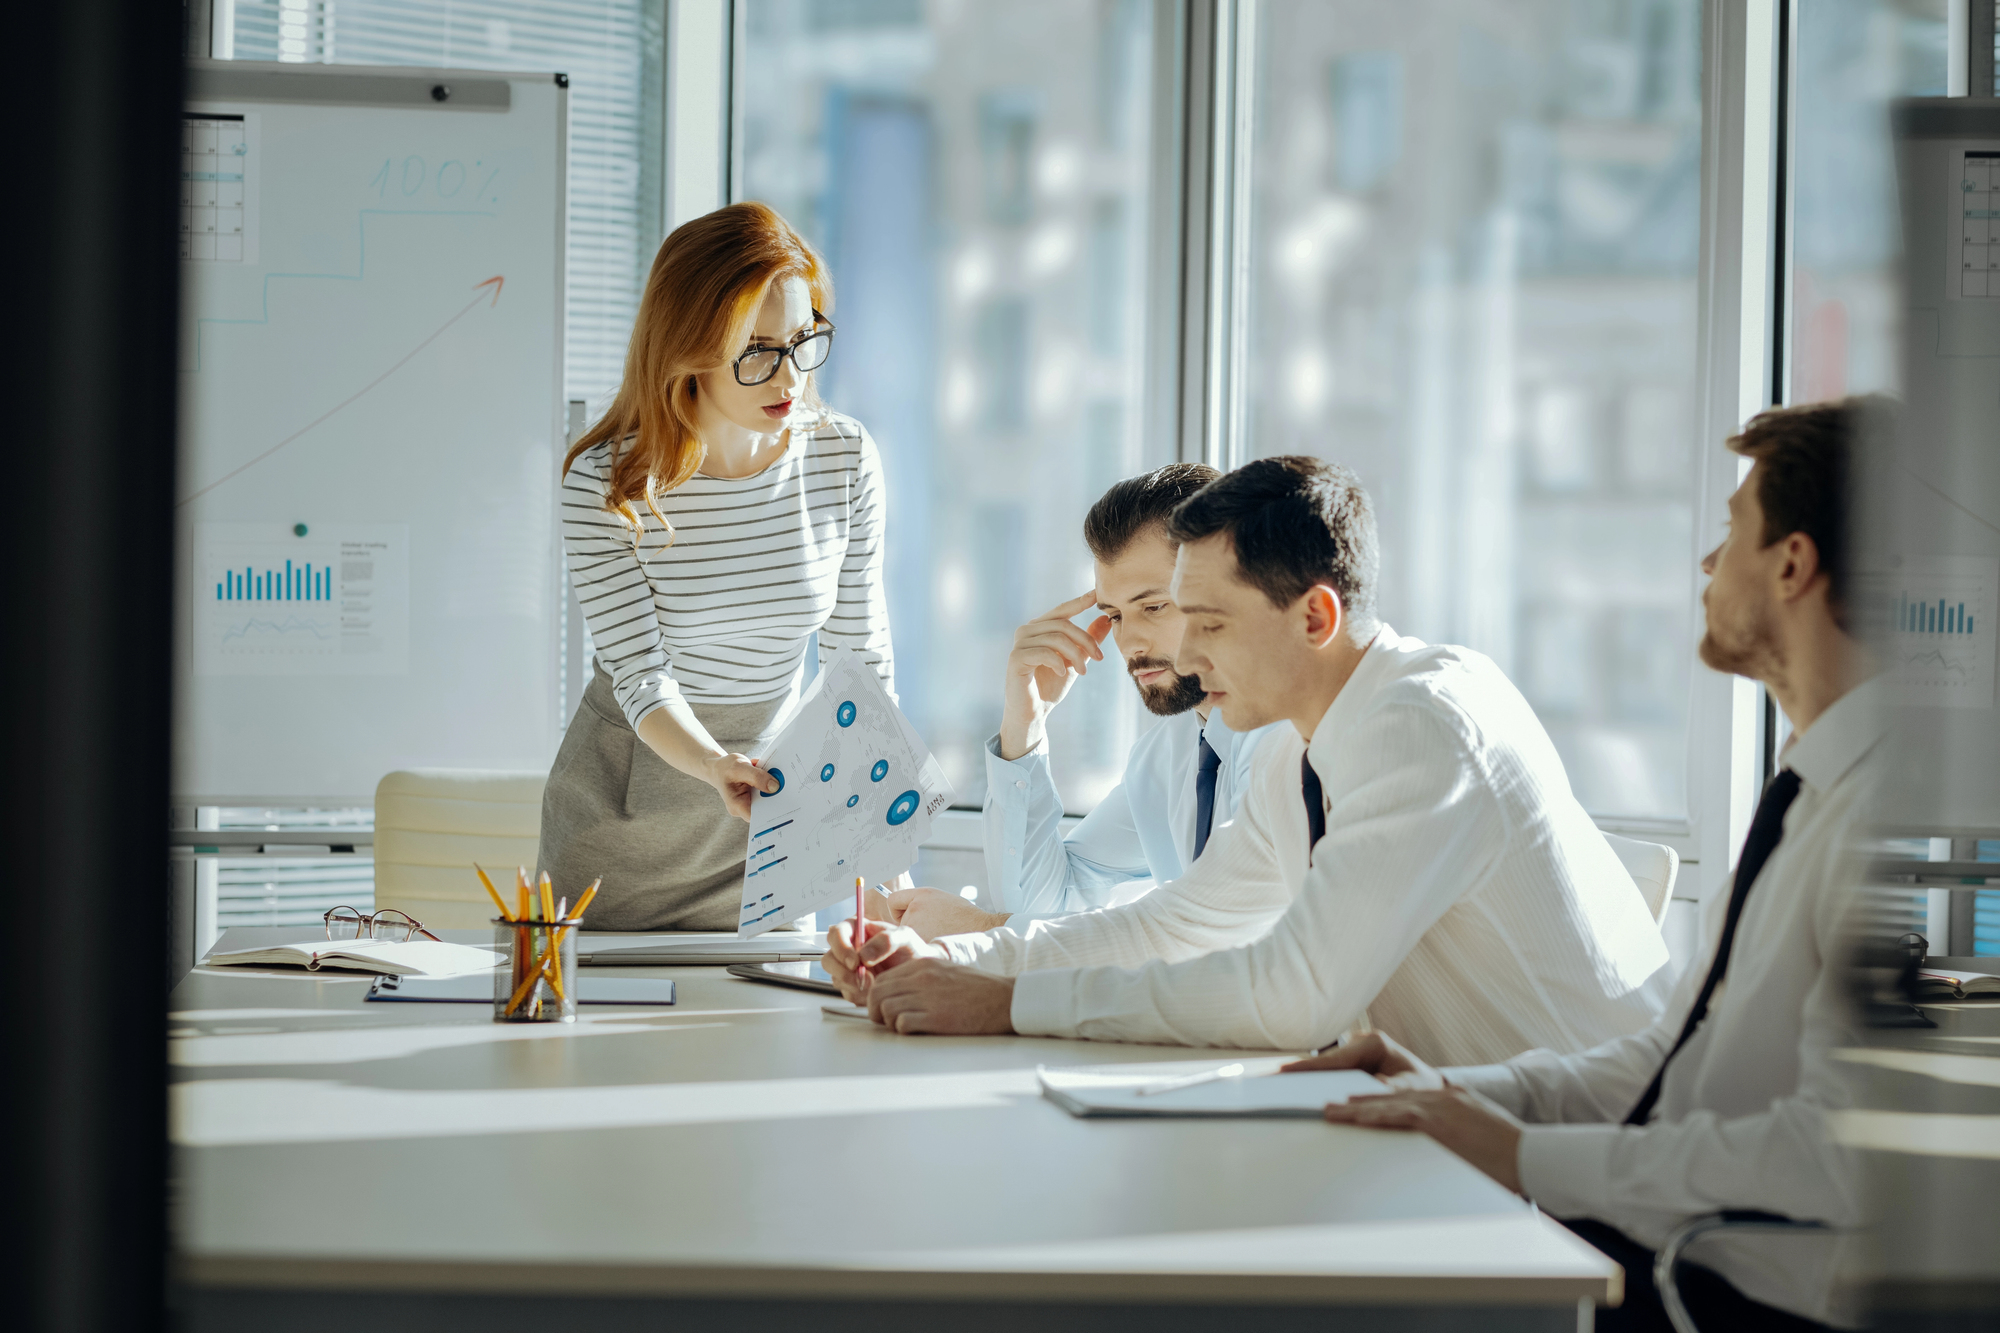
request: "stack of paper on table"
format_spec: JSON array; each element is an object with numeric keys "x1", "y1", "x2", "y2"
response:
[
  {"x1": 1037, "y1": 1059, "x2": 1386, "y2": 1118},
  {"x1": 207, "y1": 939, "x2": 503, "y2": 978}
]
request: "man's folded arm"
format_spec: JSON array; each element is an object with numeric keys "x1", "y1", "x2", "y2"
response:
[
  {"x1": 1012, "y1": 706, "x2": 1499, "y2": 1049},
  {"x1": 943, "y1": 754, "x2": 1296, "y2": 978},
  {"x1": 982, "y1": 735, "x2": 1149, "y2": 920}
]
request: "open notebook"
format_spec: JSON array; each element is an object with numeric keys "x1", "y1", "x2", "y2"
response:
[
  {"x1": 1038, "y1": 1060, "x2": 1386, "y2": 1119},
  {"x1": 1915, "y1": 968, "x2": 2000, "y2": 1001},
  {"x1": 207, "y1": 939, "x2": 503, "y2": 978}
]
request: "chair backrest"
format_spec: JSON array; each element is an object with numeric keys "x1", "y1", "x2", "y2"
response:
[
  {"x1": 373, "y1": 769, "x2": 548, "y2": 929},
  {"x1": 1602, "y1": 831, "x2": 1679, "y2": 925}
]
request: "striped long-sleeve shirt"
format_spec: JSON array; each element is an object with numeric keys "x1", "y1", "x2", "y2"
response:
[{"x1": 561, "y1": 410, "x2": 894, "y2": 731}]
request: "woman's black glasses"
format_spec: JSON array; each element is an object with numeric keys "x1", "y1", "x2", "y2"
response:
[{"x1": 733, "y1": 309, "x2": 835, "y2": 386}]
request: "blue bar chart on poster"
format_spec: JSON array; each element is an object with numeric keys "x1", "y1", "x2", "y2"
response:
[{"x1": 194, "y1": 522, "x2": 409, "y2": 677}]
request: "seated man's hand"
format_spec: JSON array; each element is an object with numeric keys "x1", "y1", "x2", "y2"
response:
[
  {"x1": 882, "y1": 887, "x2": 1011, "y2": 940},
  {"x1": 865, "y1": 957, "x2": 1016, "y2": 1035},
  {"x1": 1322, "y1": 1084, "x2": 1525, "y2": 1196},
  {"x1": 1280, "y1": 1031, "x2": 1444, "y2": 1091},
  {"x1": 859, "y1": 873, "x2": 917, "y2": 922},
  {"x1": 821, "y1": 919, "x2": 942, "y2": 1002}
]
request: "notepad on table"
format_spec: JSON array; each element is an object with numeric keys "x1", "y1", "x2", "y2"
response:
[
  {"x1": 1037, "y1": 1060, "x2": 1385, "y2": 1118},
  {"x1": 207, "y1": 938, "x2": 503, "y2": 979}
]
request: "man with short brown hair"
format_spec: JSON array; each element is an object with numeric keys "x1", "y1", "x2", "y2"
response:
[{"x1": 1296, "y1": 397, "x2": 1890, "y2": 1331}]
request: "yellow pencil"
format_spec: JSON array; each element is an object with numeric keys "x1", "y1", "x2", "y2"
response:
[
  {"x1": 572, "y1": 879, "x2": 601, "y2": 919},
  {"x1": 517, "y1": 866, "x2": 530, "y2": 922},
  {"x1": 474, "y1": 864, "x2": 512, "y2": 921},
  {"x1": 539, "y1": 871, "x2": 562, "y2": 1001}
]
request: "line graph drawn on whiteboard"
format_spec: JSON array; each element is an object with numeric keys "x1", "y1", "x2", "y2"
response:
[
  {"x1": 178, "y1": 264, "x2": 503, "y2": 507},
  {"x1": 194, "y1": 523, "x2": 409, "y2": 677}
]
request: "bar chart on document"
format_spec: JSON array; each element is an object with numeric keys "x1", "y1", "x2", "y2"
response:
[
  {"x1": 193, "y1": 523, "x2": 409, "y2": 677},
  {"x1": 1867, "y1": 556, "x2": 1998, "y2": 708}
]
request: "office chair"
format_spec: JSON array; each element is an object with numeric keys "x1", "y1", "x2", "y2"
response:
[
  {"x1": 373, "y1": 768, "x2": 548, "y2": 928},
  {"x1": 1602, "y1": 832, "x2": 1680, "y2": 924},
  {"x1": 1654, "y1": 1211, "x2": 1833, "y2": 1333}
]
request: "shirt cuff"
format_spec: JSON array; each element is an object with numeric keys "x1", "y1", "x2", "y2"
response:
[
  {"x1": 1516, "y1": 1124, "x2": 1621, "y2": 1221},
  {"x1": 1444, "y1": 1063, "x2": 1530, "y2": 1116},
  {"x1": 614, "y1": 671, "x2": 682, "y2": 733},
  {"x1": 1009, "y1": 968, "x2": 1077, "y2": 1038},
  {"x1": 984, "y1": 730, "x2": 1049, "y2": 769},
  {"x1": 938, "y1": 933, "x2": 984, "y2": 965}
]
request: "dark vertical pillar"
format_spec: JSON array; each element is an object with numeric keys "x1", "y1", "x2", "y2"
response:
[{"x1": 1, "y1": 2, "x2": 180, "y2": 1331}]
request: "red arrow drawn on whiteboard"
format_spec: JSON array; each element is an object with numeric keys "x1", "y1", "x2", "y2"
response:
[{"x1": 177, "y1": 275, "x2": 508, "y2": 508}]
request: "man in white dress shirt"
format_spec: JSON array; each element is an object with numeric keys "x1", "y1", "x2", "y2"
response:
[
  {"x1": 1297, "y1": 399, "x2": 1884, "y2": 1331},
  {"x1": 882, "y1": 464, "x2": 1280, "y2": 940},
  {"x1": 826, "y1": 457, "x2": 1668, "y2": 1063}
]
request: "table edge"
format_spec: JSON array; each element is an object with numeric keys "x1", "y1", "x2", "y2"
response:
[{"x1": 176, "y1": 1254, "x2": 1618, "y2": 1307}]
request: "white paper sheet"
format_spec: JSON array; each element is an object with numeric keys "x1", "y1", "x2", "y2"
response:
[{"x1": 1037, "y1": 1060, "x2": 1387, "y2": 1118}]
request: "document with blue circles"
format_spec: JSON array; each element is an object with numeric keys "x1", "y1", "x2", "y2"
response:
[{"x1": 738, "y1": 647, "x2": 952, "y2": 936}]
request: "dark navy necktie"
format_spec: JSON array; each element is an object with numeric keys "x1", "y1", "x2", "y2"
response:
[
  {"x1": 1301, "y1": 752, "x2": 1326, "y2": 857},
  {"x1": 1624, "y1": 768, "x2": 1803, "y2": 1126},
  {"x1": 1192, "y1": 734, "x2": 1223, "y2": 860}
]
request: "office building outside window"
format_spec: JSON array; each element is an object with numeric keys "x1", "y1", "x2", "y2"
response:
[
  {"x1": 737, "y1": 0, "x2": 1178, "y2": 812},
  {"x1": 1237, "y1": 0, "x2": 1705, "y2": 824}
]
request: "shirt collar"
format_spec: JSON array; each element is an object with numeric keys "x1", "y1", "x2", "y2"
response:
[
  {"x1": 1780, "y1": 673, "x2": 1888, "y2": 794},
  {"x1": 1304, "y1": 622, "x2": 1404, "y2": 769}
]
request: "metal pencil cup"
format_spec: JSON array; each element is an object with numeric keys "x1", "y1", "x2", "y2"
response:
[{"x1": 494, "y1": 917, "x2": 581, "y2": 1023}]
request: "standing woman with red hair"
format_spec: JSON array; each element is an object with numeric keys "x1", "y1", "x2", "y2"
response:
[{"x1": 538, "y1": 202, "x2": 895, "y2": 930}]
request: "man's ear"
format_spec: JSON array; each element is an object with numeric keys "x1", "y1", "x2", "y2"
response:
[
  {"x1": 1301, "y1": 585, "x2": 1344, "y2": 648},
  {"x1": 1774, "y1": 531, "x2": 1824, "y2": 605}
]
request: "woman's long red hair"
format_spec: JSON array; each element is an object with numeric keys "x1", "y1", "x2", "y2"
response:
[{"x1": 563, "y1": 202, "x2": 834, "y2": 543}]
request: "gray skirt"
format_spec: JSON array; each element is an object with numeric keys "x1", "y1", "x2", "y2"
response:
[{"x1": 537, "y1": 664, "x2": 789, "y2": 932}]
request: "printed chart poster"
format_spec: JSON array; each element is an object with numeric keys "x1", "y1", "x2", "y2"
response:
[
  {"x1": 1858, "y1": 556, "x2": 1998, "y2": 709},
  {"x1": 194, "y1": 522, "x2": 409, "y2": 676},
  {"x1": 739, "y1": 648, "x2": 953, "y2": 936}
]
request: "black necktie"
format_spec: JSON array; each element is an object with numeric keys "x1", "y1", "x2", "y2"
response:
[
  {"x1": 1624, "y1": 768, "x2": 1803, "y2": 1126},
  {"x1": 1301, "y1": 752, "x2": 1326, "y2": 858},
  {"x1": 1192, "y1": 734, "x2": 1222, "y2": 860}
]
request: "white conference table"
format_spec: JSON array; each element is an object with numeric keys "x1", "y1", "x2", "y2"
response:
[{"x1": 171, "y1": 928, "x2": 1618, "y2": 1332}]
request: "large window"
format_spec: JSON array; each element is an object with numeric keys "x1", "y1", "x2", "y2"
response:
[
  {"x1": 736, "y1": 0, "x2": 1179, "y2": 811},
  {"x1": 1237, "y1": 0, "x2": 1705, "y2": 825}
]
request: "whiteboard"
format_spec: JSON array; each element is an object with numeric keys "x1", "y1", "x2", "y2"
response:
[{"x1": 174, "y1": 62, "x2": 567, "y2": 804}]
